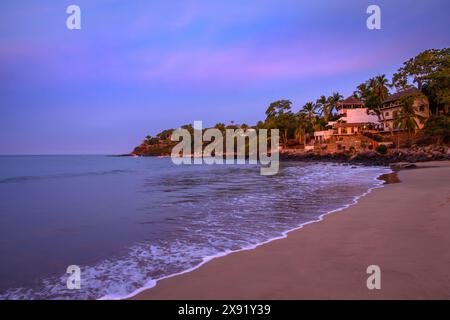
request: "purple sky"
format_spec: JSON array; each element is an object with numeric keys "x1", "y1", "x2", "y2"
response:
[{"x1": 0, "y1": 0, "x2": 449, "y2": 154}]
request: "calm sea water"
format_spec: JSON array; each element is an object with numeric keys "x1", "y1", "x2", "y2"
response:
[{"x1": 0, "y1": 156, "x2": 390, "y2": 299}]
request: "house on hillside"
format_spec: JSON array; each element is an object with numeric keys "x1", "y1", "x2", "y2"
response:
[
  {"x1": 313, "y1": 128, "x2": 334, "y2": 143},
  {"x1": 336, "y1": 96, "x2": 380, "y2": 125},
  {"x1": 314, "y1": 96, "x2": 381, "y2": 142},
  {"x1": 380, "y1": 88, "x2": 431, "y2": 132}
]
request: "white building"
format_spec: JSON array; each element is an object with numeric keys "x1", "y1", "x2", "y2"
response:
[
  {"x1": 337, "y1": 96, "x2": 379, "y2": 124},
  {"x1": 314, "y1": 129, "x2": 334, "y2": 143}
]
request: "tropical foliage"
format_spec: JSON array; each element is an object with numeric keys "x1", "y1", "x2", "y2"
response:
[
  {"x1": 421, "y1": 115, "x2": 450, "y2": 144},
  {"x1": 393, "y1": 93, "x2": 427, "y2": 138},
  {"x1": 354, "y1": 74, "x2": 390, "y2": 129},
  {"x1": 393, "y1": 48, "x2": 450, "y2": 114},
  {"x1": 264, "y1": 100, "x2": 297, "y2": 147},
  {"x1": 139, "y1": 48, "x2": 449, "y2": 151}
]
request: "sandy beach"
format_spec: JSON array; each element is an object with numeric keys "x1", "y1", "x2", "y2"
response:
[{"x1": 132, "y1": 161, "x2": 450, "y2": 300}]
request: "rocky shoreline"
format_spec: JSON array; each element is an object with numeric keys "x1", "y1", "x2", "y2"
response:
[
  {"x1": 126, "y1": 142, "x2": 450, "y2": 167},
  {"x1": 280, "y1": 145, "x2": 450, "y2": 166},
  {"x1": 123, "y1": 145, "x2": 450, "y2": 168}
]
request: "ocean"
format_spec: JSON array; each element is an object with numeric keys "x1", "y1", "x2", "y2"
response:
[{"x1": 0, "y1": 155, "x2": 390, "y2": 299}]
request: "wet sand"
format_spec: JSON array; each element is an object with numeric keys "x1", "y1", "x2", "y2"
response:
[{"x1": 132, "y1": 161, "x2": 450, "y2": 300}]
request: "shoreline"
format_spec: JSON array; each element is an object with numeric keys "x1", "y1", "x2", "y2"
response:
[
  {"x1": 105, "y1": 164, "x2": 391, "y2": 300},
  {"x1": 129, "y1": 160, "x2": 450, "y2": 300},
  {"x1": 122, "y1": 147, "x2": 450, "y2": 167}
]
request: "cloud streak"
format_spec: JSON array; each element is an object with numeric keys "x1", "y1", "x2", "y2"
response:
[{"x1": 0, "y1": 33, "x2": 407, "y2": 89}]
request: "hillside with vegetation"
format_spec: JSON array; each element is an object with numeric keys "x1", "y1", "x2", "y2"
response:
[{"x1": 131, "y1": 48, "x2": 450, "y2": 161}]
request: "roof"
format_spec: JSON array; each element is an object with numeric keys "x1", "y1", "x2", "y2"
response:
[
  {"x1": 383, "y1": 88, "x2": 421, "y2": 104},
  {"x1": 337, "y1": 96, "x2": 364, "y2": 109},
  {"x1": 340, "y1": 96, "x2": 364, "y2": 105}
]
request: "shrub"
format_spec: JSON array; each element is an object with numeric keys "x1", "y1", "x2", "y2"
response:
[
  {"x1": 363, "y1": 132, "x2": 383, "y2": 142},
  {"x1": 372, "y1": 134, "x2": 383, "y2": 142},
  {"x1": 376, "y1": 144, "x2": 388, "y2": 155},
  {"x1": 422, "y1": 115, "x2": 450, "y2": 144}
]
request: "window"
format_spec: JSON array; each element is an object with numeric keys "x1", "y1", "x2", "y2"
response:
[
  {"x1": 385, "y1": 112, "x2": 390, "y2": 117},
  {"x1": 419, "y1": 105, "x2": 425, "y2": 112},
  {"x1": 393, "y1": 111, "x2": 398, "y2": 118}
]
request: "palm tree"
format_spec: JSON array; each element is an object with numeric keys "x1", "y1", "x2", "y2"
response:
[
  {"x1": 354, "y1": 83, "x2": 369, "y2": 100},
  {"x1": 394, "y1": 94, "x2": 427, "y2": 140},
  {"x1": 255, "y1": 121, "x2": 265, "y2": 130},
  {"x1": 373, "y1": 75, "x2": 390, "y2": 102},
  {"x1": 374, "y1": 75, "x2": 390, "y2": 133},
  {"x1": 363, "y1": 75, "x2": 390, "y2": 134},
  {"x1": 300, "y1": 102, "x2": 318, "y2": 127},
  {"x1": 214, "y1": 123, "x2": 226, "y2": 132},
  {"x1": 295, "y1": 113, "x2": 310, "y2": 145},
  {"x1": 327, "y1": 92, "x2": 343, "y2": 116},
  {"x1": 316, "y1": 95, "x2": 330, "y2": 122}
]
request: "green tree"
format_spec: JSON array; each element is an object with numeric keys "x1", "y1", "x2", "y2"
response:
[
  {"x1": 265, "y1": 100, "x2": 296, "y2": 148},
  {"x1": 393, "y1": 48, "x2": 449, "y2": 90},
  {"x1": 316, "y1": 95, "x2": 330, "y2": 123},
  {"x1": 181, "y1": 124, "x2": 194, "y2": 133},
  {"x1": 327, "y1": 92, "x2": 343, "y2": 116},
  {"x1": 294, "y1": 113, "x2": 313, "y2": 145},
  {"x1": 422, "y1": 115, "x2": 450, "y2": 144},
  {"x1": 145, "y1": 135, "x2": 158, "y2": 145},
  {"x1": 372, "y1": 75, "x2": 390, "y2": 107},
  {"x1": 255, "y1": 121, "x2": 266, "y2": 130},
  {"x1": 156, "y1": 129, "x2": 174, "y2": 140},
  {"x1": 375, "y1": 144, "x2": 388, "y2": 155},
  {"x1": 356, "y1": 75, "x2": 390, "y2": 132},
  {"x1": 225, "y1": 123, "x2": 239, "y2": 130},
  {"x1": 299, "y1": 101, "x2": 319, "y2": 128},
  {"x1": 393, "y1": 93, "x2": 427, "y2": 140},
  {"x1": 391, "y1": 72, "x2": 413, "y2": 92},
  {"x1": 354, "y1": 82, "x2": 370, "y2": 100},
  {"x1": 393, "y1": 48, "x2": 450, "y2": 114},
  {"x1": 214, "y1": 122, "x2": 226, "y2": 131}
]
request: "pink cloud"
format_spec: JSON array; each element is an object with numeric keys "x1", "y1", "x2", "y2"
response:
[
  {"x1": 127, "y1": 35, "x2": 407, "y2": 86},
  {"x1": 0, "y1": 32, "x2": 412, "y2": 89}
]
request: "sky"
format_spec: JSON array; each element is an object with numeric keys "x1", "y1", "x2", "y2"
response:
[{"x1": 0, "y1": 0, "x2": 449, "y2": 154}]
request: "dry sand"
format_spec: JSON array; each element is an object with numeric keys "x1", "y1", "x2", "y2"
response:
[{"x1": 132, "y1": 161, "x2": 450, "y2": 300}]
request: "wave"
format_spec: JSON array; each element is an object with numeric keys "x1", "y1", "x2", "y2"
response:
[
  {"x1": 0, "y1": 163, "x2": 392, "y2": 300},
  {"x1": 105, "y1": 167, "x2": 392, "y2": 300}
]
